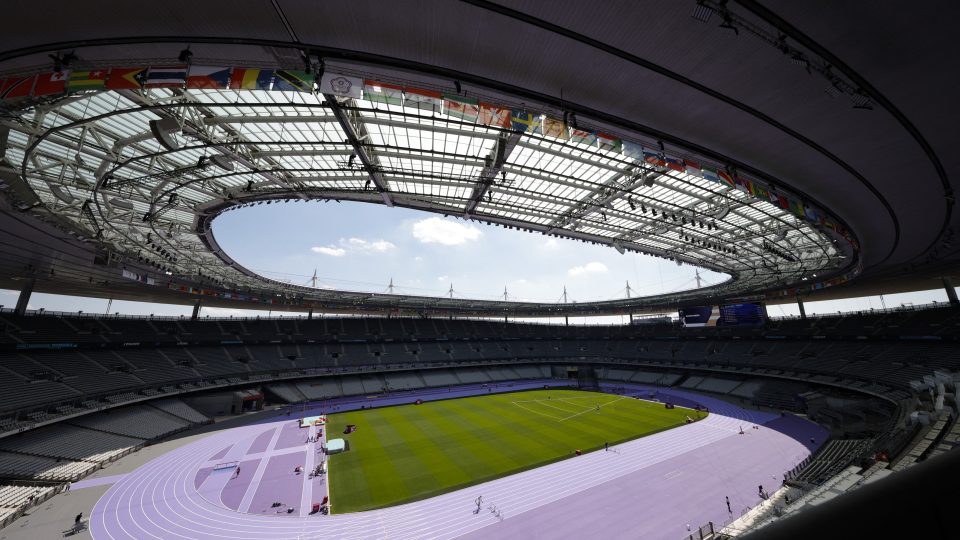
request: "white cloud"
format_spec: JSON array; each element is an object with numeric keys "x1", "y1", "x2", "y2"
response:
[
  {"x1": 437, "y1": 275, "x2": 449, "y2": 282},
  {"x1": 412, "y1": 217, "x2": 481, "y2": 246},
  {"x1": 568, "y1": 261, "x2": 608, "y2": 277},
  {"x1": 311, "y1": 237, "x2": 394, "y2": 257},
  {"x1": 414, "y1": 256, "x2": 423, "y2": 262},
  {"x1": 345, "y1": 237, "x2": 395, "y2": 253},
  {"x1": 543, "y1": 238, "x2": 559, "y2": 249},
  {"x1": 311, "y1": 246, "x2": 346, "y2": 257}
]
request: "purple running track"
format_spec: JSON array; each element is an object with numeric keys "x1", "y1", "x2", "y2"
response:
[{"x1": 90, "y1": 384, "x2": 823, "y2": 540}]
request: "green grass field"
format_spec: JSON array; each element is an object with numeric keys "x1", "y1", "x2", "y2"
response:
[{"x1": 326, "y1": 389, "x2": 698, "y2": 513}]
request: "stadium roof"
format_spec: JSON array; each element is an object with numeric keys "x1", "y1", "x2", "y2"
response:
[{"x1": 0, "y1": 1, "x2": 955, "y2": 316}]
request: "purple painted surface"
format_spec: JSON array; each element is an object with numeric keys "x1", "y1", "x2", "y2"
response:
[
  {"x1": 210, "y1": 444, "x2": 232, "y2": 460},
  {"x1": 90, "y1": 381, "x2": 826, "y2": 539},
  {"x1": 220, "y1": 458, "x2": 261, "y2": 510},
  {"x1": 70, "y1": 474, "x2": 127, "y2": 490},
  {"x1": 194, "y1": 467, "x2": 214, "y2": 490},
  {"x1": 274, "y1": 420, "x2": 308, "y2": 450},
  {"x1": 247, "y1": 427, "x2": 276, "y2": 455},
  {"x1": 248, "y1": 450, "x2": 306, "y2": 516}
]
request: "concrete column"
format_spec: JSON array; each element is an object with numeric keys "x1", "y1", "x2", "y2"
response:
[
  {"x1": 797, "y1": 296, "x2": 807, "y2": 320},
  {"x1": 307, "y1": 308, "x2": 313, "y2": 320},
  {"x1": 191, "y1": 300, "x2": 202, "y2": 321},
  {"x1": 943, "y1": 277, "x2": 959, "y2": 307},
  {"x1": 14, "y1": 279, "x2": 35, "y2": 316}
]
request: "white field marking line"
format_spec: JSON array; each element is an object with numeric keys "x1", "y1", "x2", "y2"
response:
[
  {"x1": 511, "y1": 400, "x2": 568, "y2": 421},
  {"x1": 531, "y1": 399, "x2": 589, "y2": 416},
  {"x1": 554, "y1": 396, "x2": 622, "y2": 410},
  {"x1": 559, "y1": 395, "x2": 628, "y2": 422}
]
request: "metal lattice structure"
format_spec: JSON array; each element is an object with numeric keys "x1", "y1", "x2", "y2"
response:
[{"x1": 1, "y1": 83, "x2": 851, "y2": 316}]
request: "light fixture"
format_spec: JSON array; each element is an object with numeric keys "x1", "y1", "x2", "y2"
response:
[
  {"x1": 627, "y1": 198, "x2": 636, "y2": 211},
  {"x1": 691, "y1": 1, "x2": 712, "y2": 22},
  {"x1": 454, "y1": 80, "x2": 462, "y2": 94},
  {"x1": 149, "y1": 118, "x2": 181, "y2": 151},
  {"x1": 719, "y1": 13, "x2": 739, "y2": 35},
  {"x1": 177, "y1": 46, "x2": 193, "y2": 64}
]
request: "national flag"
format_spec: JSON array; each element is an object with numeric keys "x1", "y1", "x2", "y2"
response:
[
  {"x1": 684, "y1": 159, "x2": 702, "y2": 177},
  {"x1": 788, "y1": 198, "x2": 805, "y2": 218},
  {"x1": 596, "y1": 132, "x2": 621, "y2": 153},
  {"x1": 319, "y1": 72, "x2": 362, "y2": 98},
  {"x1": 229, "y1": 68, "x2": 273, "y2": 90},
  {"x1": 643, "y1": 150, "x2": 666, "y2": 168},
  {"x1": 443, "y1": 95, "x2": 479, "y2": 121},
  {"x1": 33, "y1": 71, "x2": 69, "y2": 96},
  {"x1": 663, "y1": 154, "x2": 685, "y2": 172},
  {"x1": 186, "y1": 66, "x2": 231, "y2": 89},
  {"x1": 734, "y1": 174, "x2": 752, "y2": 194},
  {"x1": 752, "y1": 182, "x2": 768, "y2": 200},
  {"x1": 363, "y1": 80, "x2": 403, "y2": 106},
  {"x1": 478, "y1": 102, "x2": 511, "y2": 128},
  {"x1": 275, "y1": 70, "x2": 315, "y2": 93},
  {"x1": 537, "y1": 116, "x2": 568, "y2": 139},
  {"x1": 404, "y1": 86, "x2": 442, "y2": 112},
  {"x1": 775, "y1": 193, "x2": 790, "y2": 210},
  {"x1": 106, "y1": 67, "x2": 146, "y2": 90},
  {"x1": 66, "y1": 70, "x2": 108, "y2": 91},
  {"x1": 144, "y1": 66, "x2": 187, "y2": 88},
  {"x1": 0, "y1": 76, "x2": 35, "y2": 100},
  {"x1": 510, "y1": 110, "x2": 541, "y2": 133},
  {"x1": 702, "y1": 167, "x2": 720, "y2": 185},
  {"x1": 803, "y1": 203, "x2": 818, "y2": 222},
  {"x1": 622, "y1": 140, "x2": 643, "y2": 160},
  {"x1": 717, "y1": 169, "x2": 735, "y2": 189},
  {"x1": 569, "y1": 128, "x2": 596, "y2": 147}
]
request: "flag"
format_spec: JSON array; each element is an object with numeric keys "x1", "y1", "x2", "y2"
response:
[
  {"x1": 66, "y1": 70, "x2": 108, "y2": 91},
  {"x1": 404, "y1": 86, "x2": 442, "y2": 112},
  {"x1": 775, "y1": 193, "x2": 790, "y2": 210},
  {"x1": 33, "y1": 71, "x2": 69, "y2": 96},
  {"x1": 275, "y1": 70, "x2": 315, "y2": 92},
  {"x1": 510, "y1": 110, "x2": 540, "y2": 133},
  {"x1": 478, "y1": 102, "x2": 511, "y2": 128},
  {"x1": 788, "y1": 198, "x2": 805, "y2": 218},
  {"x1": 717, "y1": 169, "x2": 736, "y2": 190},
  {"x1": 663, "y1": 154, "x2": 684, "y2": 172},
  {"x1": 702, "y1": 167, "x2": 720, "y2": 184},
  {"x1": 752, "y1": 182, "x2": 768, "y2": 200},
  {"x1": 734, "y1": 174, "x2": 752, "y2": 194},
  {"x1": 622, "y1": 140, "x2": 643, "y2": 160},
  {"x1": 443, "y1": 95, "x2": 479, "y2": 121},
  {"x1": 229, "y1": 68, "x2": 273, "y2": 90},
  {"x1": 643, "y1": 150, "x2": 666, "y2": 168},
  {"x1": 803, "y1": 203, "x2": 818, "y2": 222},
  {"x1": 569, "y1": 128, "x2": 596, "y2": 146},
  {"x1": 537, "y1": 116, "x2": 568, "y2": 139},
  {"x1": 145, "y1": 66, "x2": 187, "y2": 88},
  {"x1": 596, "y1": 132, "x2": 621, "y2": 152},
  {"x1": 363, "y1": 80, "x2": 403, "y2": 106},
  {"x1": 106, "y1": 67, "x2": 146, "y2": 90},
  {"x1": 0, "y1": 76, "x2": 35, "y2": 100},
  {"x1": 684, "y1": 159, "x2": 702, "y2": 177},
  {"x1": 319, "y1": 72, "x2": 362, "y2": 98},
  {"x1": 186, "y1": 66, "x2": 231, "y2": 89}
]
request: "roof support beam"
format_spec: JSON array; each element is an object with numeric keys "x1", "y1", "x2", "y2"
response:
[
  {"x1": 325, "y1": 95, "x2": 393, "y2": 207},
  {"x1": 465, "y1": 130, "x2": 521, "y2": 215}
]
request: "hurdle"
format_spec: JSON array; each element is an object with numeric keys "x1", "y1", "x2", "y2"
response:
[{"x1": 214, "y1": 461, "x2": 239, "y2": 471}]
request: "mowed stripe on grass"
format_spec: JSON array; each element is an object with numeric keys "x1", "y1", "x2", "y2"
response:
[{"x1": 327, "y1": 389, "x2": 696, "y2": 513}]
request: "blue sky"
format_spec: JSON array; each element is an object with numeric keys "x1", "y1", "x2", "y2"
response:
[{"x1": 1, "y1": 201, "x2": 953, "y2": 322}]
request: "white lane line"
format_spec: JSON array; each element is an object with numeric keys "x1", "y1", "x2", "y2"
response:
[
  {"x1": 299, "y1": 425, "x2": 316, "y2": 516},
  {"x1": 237, "y1": 424, "x2": 284, "y2": 513}
]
